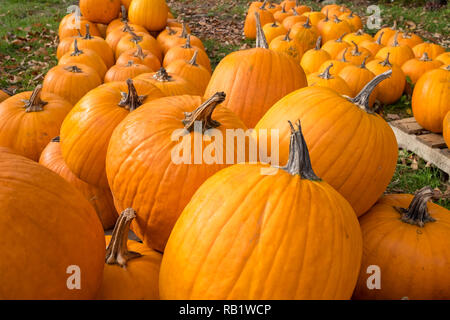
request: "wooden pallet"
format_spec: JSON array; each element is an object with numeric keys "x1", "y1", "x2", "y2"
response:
[{"x1": 389, "y1": 117, "x2": 450, "y2": 177}]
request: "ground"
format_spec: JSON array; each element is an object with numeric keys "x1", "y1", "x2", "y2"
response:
[{"x1": 0, "y1": 0, "x2": 449, "y2": 207}]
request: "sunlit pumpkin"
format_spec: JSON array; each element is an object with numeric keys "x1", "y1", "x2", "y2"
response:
[
  {"x1": 104, "y1": 61, "x2": 153, "y2": 83},
  {"x1": 58, "y1": 13, "x2": 102, "y2": 39},
  {"x1": 307, "y1": 63, "x2": 352, "y2": 96},
  {"x1": 80, "y1": 0, "x2": 121, "y2": 24},
  {"x1": 116, "y1": 44, "x2": 161, "y2": 71},
  {"x1": 336, "y1": 41, "x2": 372, "y2": 65},
  {"x1": 244, "y1": 1, "x2": 275, "y2": 39},
  {"x1": 269, "y1": 30, "x2": 304, "y2": 63},
  {"x1": 359, "y1": 32, "x2": 385, "y2": 57},
  {"x1": 444, "y1": 111, "x2": 450, "y2": 148},
  {"x1": 162, "y1": 35, "x2": 211, "y2": 73},
  {"x1": 290, "y1": 16, "x2": 319, "y2": 51},
  {"x1": 115, "y1": 30, "x2": 163, "y2": 62},
  {"x1": 375, "y1": 32, "x2": 415, "y2": 67},
  {"x1": 136, "y1": 67, "x2": 199, "y2": 96},
  {"x1": 386, "y1": 31, "x2": 423, "y2": 48},
  {"x1": 263, "y1": 21, "x2": 287, "y2": 43},
  {"x1": 321, "y1": 32, "x2": 350, "y2": 59},
  {"x1": 339, "y1": 11, "x2": 362, "y2": 32},
  {"x1": 105, "y1": 22, "x2": 149, "y2": 52},
  {"x1": 300, "y1": 36, "x2": 331, "y2": 74},
  {"x1": 435, "y1": 52, "x2": 450, "y2": 65},
  {"x1": 401, "y1": 52, "x2": 443, "y2": 84},
  {"x1": 319, "y1": 15, "x2": 352, "y2": 43},
  {"x1": 128, "y1": 0, "x2": 168, "y2": 32},
  {"x1": 343, "y1": 29, "x2": 373, "y2": 45},
  {"x1": 412, "y1": 42, "x2": 446, "y2": 59},
  {"x1": 374, "y1": 21, "x2": 397, "y2": 46}
]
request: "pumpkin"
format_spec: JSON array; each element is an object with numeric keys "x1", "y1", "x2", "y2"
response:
[
  {"x1": 96, "y1": 209, "x2": 162, "y2": 300},
  {"x1": 162, "y1": 35, "x2": 211, "y2": 73},
  {"x1": 59, "y1": 39, "x2": 108, "y2": 79},
  {"x1": 116, "y1": 44, "x2": 161, "y2": 71},
  {"x1": 263, "y1": 21, "x2": 287, "y2": 44},
  {"x1": 320, "y1": 15, "x2": 352, "y2": 43},
  {"x1": 39, "y1": 137, "x2": 117, "y2": 230},
  {"x1": 412, "y1": 67, "x2": 450, "y2": 133},
  {"x1": 338, "y1": 56, "x2": 378, "y2": 106},
  {"x1": 318, "y1": 49, "x2": 352, "y2": 76},
  {"x1": 57, "y1": 33, "x2": 83, "y2": 60},
  {"x1": 435, "y1": 52, "x2": 450, "y2": 65},
  {"x1": 386, "y1": 31, "x2": 423, "y2": 48},
  {"x1": 115, "y1": 30, "x2": 163, "y2": 62},
  {"x1": 106, "y1": 92, "x2": 250, "y2": 252},
  {"x1": 321, "y1": 4, "x2": 341, "y2": 17},
  {"x1": 273, "y1": 4, "x2": 293, "y2": 23},
  {"x1": 321, "y1": 32, "x2": 350, "y2": 59},
  {"x1": 267, "y1": 2, "x2": 281, "y2": 14},
  {"x1": 444, "y1": 111, "x2": 450, "y2": 148},
  {"x1": 159, "y1": 30, "x2": 205, "y2": 55},
  {"x1": 316, "y1": 10, "x2": 331, "y2": 36},
  {"x1": 136, "y1": 68, "x2": 198, "y2": 96},
  {"x1": 0, "y1": 86, "x2": 72, "y2": 161},
  {"x1": 105, "y1": 5, "x2": 129, "y2": 35},
  {"x1": 105, "y1": 22, "x2": 149, "y2": 52},
  {"x1": 353, "y1": 187, "x2": 450, "y2": 300},
  {"x1": 104, "y1": 61, "x2": 153, "y2": 83},
  {"x1": 290, "y1": 16, "x2": 319, "y2": 51},
  {"x1": 71, "y1": 24, "x2": 115, "y2": 68},
  {"x1": 307, "y1": 63, "x2": 352, "y2": 96},
  {"x1": 0, "y1": 147, "x2": 105, "y2": 299},
  {"x1": 269, "y1": 30, "x2": 304, "y2": 63},
  {"x1": 80, "y1": 0, "x2": 121, "y2": 25},
  {"x1": 366, "y1": 54, "x2": 406, "y2": 105},
  {"x1": 401, "y1": 52, "x2": 443, "y2": 84},
  {"x1": 374, "y1": 21, "x2": 397, "y2": 46},
  {"x1": 282, "y1": 9, "x2": 307, "y2": 31},
  {"x1": 300, "y1": 36, "x2": 331, "y2": 75},
  {"x1": 255, "y1": 71, "x2": 398, "y2": 216},
  {"x1": 359, "y1": 32, "x2": 384, "y2": 57},
  {"x1": 280, "y1": 0, "x2": 296, "y2": 11},
  {"x1": 60, "y1": 79, "x2": 164, "y2": 188},
  {"x1": 58, "y1": 13, "x2": 102, "y2": 39},
  {"x1": 159, "y1": 121, "x2": 363, "y2": 299},
  {"x1": 204, "y1": 12, "x2": 307, "y2": 128},
  {"x1": 302, "y1": 11, "x2": 325, "y2": 26},
  {"x1": 165, "y1": 51, "x2": 212, "y2": 95},
  {"x1": 128, "y1": 0, "x2": 168, "y2": 32},
  {"x1": 156, "y1": 26, "x2": 183, "y2": 53},
  {"x1": 339, "y1": 11, "x2": 362, "y2": 32},
  {"x1": 0, "y1": 89, "x2": 12, "y2": 103},
  {"x1": 412, "y1": 42, "x2": 446, "y2": 59},
  {"x1": 375, "y1": 32, "x2": 415, "y2": 67},
  {"x1": 337, "y1": 41, "x2": 372, "y2": 65},
  {"x1": 343, "y1": 29, "x2": 373, "y2": 45},
  {"x1": 244, "y1": 1, "x2": 275, "y2": 39}
]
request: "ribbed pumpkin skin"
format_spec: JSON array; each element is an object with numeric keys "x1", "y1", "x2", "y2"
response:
[
  {"x1": 57, "y1": 36, "x2": 80, "y2": 60},
  {"x1": 39, "y1": 140, "x2": 118, "y2": 230},
  {"x1": 106, "y1": 95, "x2": 249, "y2": 252},
  {"x1": 436, "y1": 52, "x2": 450, "y2": 65},
  {"x1": 338, "y1": 64, "x2": 377, "y2": 103},
  {"x1": 115, "y1": 32, "x2": 163, "y2": 62},
  {"x1": 412, "y1": 42, "x2": 445, "y2": 59},
  {"x1": 160, "y1": 163, "x2": 363, "y2": 299},
  {"x1": 0, "y1": 148, "x2": 105, "y2": 299},
  {"x1": 60, "y1": 80, "x2": 165, "y2": 188},
  {"x1": 401, "y1": 56, "x2": 442, "y2": 84},
  {"x1": 96, "y1": 236, "x2": 161, "y2": 300},
  {"x1": 135, "y1": 71, "x2": 198, "y2": 96},
  {"x1": 301, "y1": 47, "x2": 332, "y2": 74},
  {"x1": 72, "y1": 36, "x2": 115, "y2": 68},
  {"x1": 59, "y1": 47, "x2": 108, "y2": 79},
  {"x1": 366, "y1": 58, "x2": 405, "y2": 105},
  {"x1": 444, "y1": 112, "x2": 450, "y2": 147},
  {"x1": 412, "y1": 68, "x2": 450, "y2": 133},
  {"x1": 254, "y1": 87, "x2": 398, "y2": 216},
  {"x1": 104, "y1": 63, "x2": 153, "y2": 83},
  {"x1": 353, "y1": 194, "x2": 450, "y2": 300},
  {"x1": 128, "y1": 0, "x2": 168, "y2": 32},
  {"x1": 204, "y1": 48, "x2": 307, "y2": 128},
  {"x1": 116, "y1": 47, "x2": 161, "y2": 71},
  {"x1": 165, "y1": 59, "x2": 211, "y2": 96},
  {"x1": 80, "y1": 0, "x2": 121, "y2": 24},
  {"x1": 263, "y1": 22, "x2": 287, "y2": 44},
  {"x1": 0, "y1": 91, "x2": 72, "y2": 161},
  {"x1": 58, "y1": 14, "x2": 101, "y2": 39}
]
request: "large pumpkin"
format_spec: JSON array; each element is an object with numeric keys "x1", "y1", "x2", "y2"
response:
[
  {"x1": 353, "y1": 187, "x2": 450, "y2": 300},
  {"x1": 39, "y1": 137, "x2": 118, "y2": 230},
  {"x1": 96, "y1": 209, "x2": 162, "y2": 300},
  {"x1": 128, "y1": 0, "x2": 168, "y2": 32},
  {"x1": 412, "y1": 66, "x2": 450, "y2": 133},
  {"x1": 80, "y1": 0, "x2": 121, "y2": 24},
  {"x1": 0, "y1": 147, "x2": 105, "y2": 299},
  {"x1": 106, "y1": 93, "x2": 249, "y2": 252},
  {"x1": 159, "y1": 122, "x2": 363, "y2": 299},
  {"x1": 0, "y1": 85, "x2": 72, "y2": 161},
  {"x1": 254, "y1": 71, "x2": 398, "y2": 216},
  {"x1": 204, "y1": 12, "x2": 307, "y2": 128},
  {"x1": 60, "y1": 79, "x2": 164, "y2": 189}
]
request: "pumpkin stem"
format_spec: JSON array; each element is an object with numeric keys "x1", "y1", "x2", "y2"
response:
[
  {"x1": 183, "y1": 92, "x2": 225, "y2": 133},
  {"x1": 419, "y1": 52, "x2": 431, "y2": 61},
  {"x1": 120, "y1": 5, "x2": 128, "y2": 23},
  {"x1": 260, "y1": 0, "x2": 268, "y2": 10},
  {"x1": 392, "y1": 20, "x2": 397, "y2": 30},
  {"x1": 21, "y1": 85, "x2": 48, "y2": 113},
  {"x1": 255, "y1": 12, "x2": 269, "y2": 49},
  {"x1": 128, "y1": 30, "x2": 143, "y2": 44},
  {"x1": 350, "y1": 70, "x2": 392, "y2": 112},
  {"x1": 166, "y1": 26, "x2": 177, "y2": 36},
  {"x1": 349, "y1": 11, "x2": 354, "y2": 18},
  {"x1": 314, "y1": 36, "x2": 322, "y2": 50},
  {"x1": 281, "y1": 4, "x2": 286, "y2": 13},
  {"x1": 341, "y1": 48, "x2": 349, "y2": 62},
  {"x1": 182, "y1": 34, "x2": 192, "y2": 49},
  {"x1": 189, "y1": 50, "x2": 199, "y2": 66},
  {"x1": 351, "y1": 40, "x2": 361, "y2": 55},
  {"x1": 105, "y1": 208, "x2": 142, "y2": 268},
  {"x1": 83, "y1": 23, "x2": 93, "y2": 39},
  {"x1": 52, "y1": 136, "x2": 60, "y2": 142},
  {"x1": 64, "y1": 65, "x2": 83, "y2": 73},
  {"x1": 333, "y1": 15, "x2": 342, "y2": 23},
  {"x1": 324, "y1": 9, "x2": 329, "y2": 21},
  {"x1": 281, "y1": 120, "x2": 320, "y2": 181},
  {"x1": 318, "y1": 63, "x2": 333, "y2": 79},
  {"x1": 337, "y1": 32, "x2": 347, "y2": 42},
  {"x1": 70, "y1": 39, "x2": 83, "y2": 56},
  {"x1": 292, "y1": 8, "x2": 298, "y2": 16},
  {"x1": 360, "y1": 55, "x2": 369, "y2": 68},
  {"x1": 395, "y1": 187, "x2": 441, "y2": 227},
  {"x1": 126, "y1": 60, "x2": 135, "y2": 67},
  {"x1": 122, "y1": 22, "x2": 134, "y2": 33},
  {"x1": 180, "y1": 22, "x2": 188, "y2": 38},
  {"x1": 356, "y1": 29, "x2": 364, "y2": 35},
  {"x1": 380, "y1": 52, "x2": 392, "y2": 67},
  {"x1": 133, "y1": 44, "x2": 146, "y2": 59},
  {"x1": 284, "y1": 29, "x2": 292, "y2": 41},
  {"x1": 376, "y1": 31, "x2": 384, "y2": 45},
  {"x1": 118, "y1": 79, "x2": 147, "y2": 111},
  {"x1": 393, "y1": 31, "x2": 399, "y2": 47},
  {"x1": 153, "y1": 67, "x2": 173, "y2": 82},
  {"x1": 0, "y1": 88, "x2": 13, "y2": 96},
  {"x1": 303, "y1": 16, "x2": 311, "y2": 28},
  {"x1": 76, "y1": 28, "x2": 83, "y2": 37}
]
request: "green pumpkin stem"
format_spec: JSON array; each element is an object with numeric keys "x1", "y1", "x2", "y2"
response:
[
  {"x1": 350, "y1": 69, "x2": 392, "y2": 112},
  {"x1": 153, "y1": 67, "x2": 173, "y2": 82},
  {"x1": 281, "y1": 120, "x2": 320, "y2": 181},
  {"x1": 105, "y1": 208, "x2": 142, "y2": 268},
  {"x1": 255, "y1": 12, "x2": 269, "y2": 49},
  {"x1": 183, "y1": 92, "x2": 225, "y2": 133},
  {"x1": 319, "y1": 63, "x2": 333, "y2": 79},
  {"x1": 395, "y1": 187, "x2": 441, "y2": 227},
  {"x1": 22, "y1": 85, "x2": 48, "y2": 113},
  {"x1": 118, "y1": 79, "x2": 147, "y2": 111},
  {"x1": 189, "y1": 50, "x2": 199, "y2": 66},
  {"x1": 70, "y1": 39, "x2": 83, "y2": 56}
]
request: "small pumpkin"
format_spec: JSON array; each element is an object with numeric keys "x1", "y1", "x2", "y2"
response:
[
  {"x1": 156, "y1": 26, "x2": 183, "y2": 53},
  {"x1": 290, "y1": 16, "x2": 319, "y2": 51},
  {"x1": 339, "y1": 11, "x2": 362, "y2": 32},
  {"x1": 159, "y1": 29, "x2": 205, "y2": 55},
  {"x1": 244, "y1": 1, "x2": 275, "y2": 39},
  {"x1": 104, "y1": 61, "x2": 153, "y2": 83},
  {"x1": 412, "y1": 42, "x2": 446, "y2": 59},
  {"x1": 162, "y1": 35, "x2": 211, "y2": 73},
  {"x1": 105, "y1": 22, "x2": 149, "y2": 52},
  {"x1": 282, "y1": 8, "x2": 307, "y2": 31},
  {"x1": 302, "y1": 11, "x2": 325, "y2": 26},
  {"x1": 386, "y1": 31, "x2": 423, "y2": 48},
  {"x1": 336, "y1": 40, "x2": 371, "y2": 65},
  {"x1": 412, "y1": 66, "x2": 450, "y2": 133},
  {"x1": 263, "y1": 21, "x2": 287, "y2": 44},
  {"x1": 375, "y1": 32, "x2": 415, "y2": 67},
  {"x1": 39, "y1": 137, "x2": 117, "y2": 230},
  {"x1": 267, "y1": 2, "x2": 281, "y2": 14},
  {"x1": 307, "y1": 63, "x2": 352, "y2": 96},
  {"x1": 57, "y1": 32, "x2": 83, "y2": 60},
  {"x1": 128, "y1": 0, "x2": 168, "y2": 32},
  {"x1": 115, "y1": 30, "x2": 163, "y2": 62},
  {"x1": 401, "y1": 52, "x2": 443, "y2": 84},
  {"x1": 359, "y1": 32, "x2": 385, "y2": 57},
  {"x1": 105, "y1": 5, "x2": 129, "y2": 35},
  {"x1": 318, "y1": 49, "x2": 352, "y2": 76},
  {"x1": 320, "y1": 15, "x2": 352, "y2": 43},
  {"x1": 58, "y1": 13, "x2": 102, "y2": 39},
  {"x1": 321, "y1": 32, "x2": 351, "y2": 59},
  {"x1": 353, "y1": 187, "x2": 450, "y2": 300},
  {"x1": 280, "y1": 0, "x2": 296, "y2": 11},
  {"x1": 60, "y1": 79, "x2": 164, "y2": 188},
  {"x1": 96, "y1": 209, "x2": 162, "y2": 300},
  {"x1": 116, "y1": 44, "x2": 161, "y2": 71},
  {"x1": 136, "y1": 67, "x2": 199, "y2": 96},
  {"x1": 343, "y1": 29, "x2": 373, "y2": 45},
  {"x1": 273, "y1": 4, "x2": 293, "y2": 23},
  {"x1": 269, "y1": 30, "x2": 304, "y2": 63},
  {"x1": 374, "y1": 21, "x2": 397, "y2": 46},
  {"x1": 80, "y1": 0, "x2": 121, "y2": 24},
  {"x1": 435, "y1": 52, "x2": 450, "y2": 65},
  {"x1": 300, "y1": 36, "x2": 332, "y2": 75}
]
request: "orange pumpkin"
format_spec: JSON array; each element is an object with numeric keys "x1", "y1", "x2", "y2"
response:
[
  {"x1": 58, "y1": 13, "x2": 102, "y2": 39},
  {"x1": 320, "y1": 15, "x2": 352, "y2": 43},
  {"x1": 412, "y1": 42, "x2": 446, "y2": 59},
  {"x1": 106, "y1": 93, "x2": 250, "y2": 252},
  {"x1": 104, "y1": 61, "x2": 153, "y2": 83},
  {"x1": 116, "y1": 44, "x2": 161, "y2": 71},
  {"x1": 105, "y1": 5, "x2": 129, "y2": 35},
  {"x1": 318, "y1": 49, "x2": 352, "y2": 76},
  {"x1": 337, "y1": 41, "x2": 372, "y2": 65},
  {"x1": 105, "y1": 22, "x2": 149, "y2": 52},
  {"x1": 255, "y1": 71, "x2": 398, "y2": 216},
  {"x1": 343, "y1": 29, "x2": 373, "y2": 45},
  {"x1": 401, "y1": 52, "x2": 443, "y2": 84},
  {"x1": 339, "y1": 11, "x2": 362, "y2": 32},
  {"x1": 300, "y1": 36, "x2": 332, "y2": 74},
  {"x1": 162, "y1": 35, "x2": 211, "y2": 73},
  {"x1": 269, "y1": 30, "x2": 304, "y2": 63},
  {"x1": 39, "y1": 137, "x2": 117, "y2": 230},
  {"x1": 159, "y1": 30, "x2": 205, "y2": 55},
  {"x1": 435, "y1": 52, "x2": 450, "y2": 65},
  {"x1": 136, "y1": 68, "x2": 199, "y2": 96},
  {"x1": 444, "y1": 111, "x2": 450, "y2": 147},
  {"x1": 321, "y1": 32, "x2": 351, "y2": 59},
  {"x1": 359, "y1": 32, "x2": 385, "y2": 57},
  {"x1": 282, "y1": 8, "x2": 307, "y2": 30},
  {"x1": 0, "y1": 89, "x2": 12, "y2": 103},
  {"x1": 307, "y1": 63, "x2": 352, "y2": 96},
  {"x1": 375, "y1": 32, "x2": 415, "y2": 67},
  {"x1": 156, "y1": 26, "x2": 183, "y2": 53},
  {"x1": 57, "y1": 34, "x2": 83, "y2": 60},
  {"x1": 115, "y1": 30, "x2": 163, "y2": 62},
  {"x1": 244, "y1": 1, "x2": 275, "y2": 39},
  {"x1": 302, "y1": 11, "x2": 325, "y2": 26},
  {"x1": 386, "y1": 31, "x2": 423, "y2": 48},
  {"x1": 128, "y1": 0, "x2": 168, "y2": 31},
  {"x1": 0, "y1": 147, "x2": 105, "y2": 299},
  {"x1": 374, "y1": 21, "x2": 397, "y2": 46},
  {"x1": 290, "y1": 16, "x2": 319, "y2": 51},
  {"x1": 80, "y1": 0, "x2": 121, "y2": 24},
  {"x1": 263, "y1": 21, "x2": 287, "y2": 44},
  {"x1": 60, "y1": 79, "x2": 164, "y2": 188},
  {"x1": 353, "y1": 187, "x2": 450, "y2": 300},
  {"x1": 160, "y1": 122, "x2": 363, "y2": 299},
  {"x1": 273, "y1": 4, "x2": 292, "y2": 23}
]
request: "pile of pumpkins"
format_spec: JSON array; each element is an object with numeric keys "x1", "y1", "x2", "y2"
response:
[{"x1": 0, "y1": 0, "x2": 449, "y2": 300}]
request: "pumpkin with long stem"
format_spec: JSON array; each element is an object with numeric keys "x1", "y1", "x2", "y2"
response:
[
  {"x1": 116, "y1": 44, "x2": 161, "y2": 71},
  {"x1": 307, "y1": 63, "x2": 352, "y2": 96},
  {"x1": 57, "y1": 31, "x2": 83, "y2": 60},
  {"x1": 282, "y1": 8, "x2": 307, "y2": 30},
  {"x1": 263, "y1": 21, "x2": 287, "y2": 43},
  {"x1": 128, "y1": 0, "x2": 168, "y2": 32},
  {"x1": 412, "y1": 66, "x2": 450, "y2": 133},
  {"x1": 366, "y1": 53, "x2": 406, "y2": 105},
  {"x1": 375, "y1": 31, "x2": 415, "y2": 67},
  {"x1": 106, "y1": 92, "x2": 250, "y2": 252},
  {"x1": 339, "y1": 11, "x2": 362, "y2": 32},
  {"x1": 115, "y1": 30, "x2": 163, "y2": 62},
  {"x1": 60, "y1": 79, "x2": 164, "y2": 188},
  {"x1": 359, "y1": 32, "x2": 385, "y2": 57},
  {"x1": 96, "y1": 209, "x2": 162, "y2": 300},
  {"x1": 343, "y1": 29, "x2": 373, "y2": 45},
  {"x1": 205, "y1": 12, "x2": 307, "y2": 128},
  {"x1": 39, "y1": 137, "x2": 117, "y2": 230},
  {"x1": 300, "y1": 36, "x2": 331, "y2": 74},
  {"x1": 160, "y1": 121, "x2": 363, "y2": 299},
  {"x1": 291, "y1": 16, "x2": 319, "y2": 51},
  {"x1": 316, "y1": 9, "x2": 330, "y2": 35},
  {"x1": 136, "y1": 67, "x2": 198, "y2": 96},
  {"x1": 269, "y1": 29, "x2": 304, "y2": 63},
  {"x1": 105, "y1": 5, "x2": 129, "y2": 35},
  {"x1": 387, "y1": 31, "x2": 423, "y2": 48},
  {"x1": 336, "y1": 40, "x2": 372, "y2": 65},
  {"x1": 105, "y1": 22, "x2": 149, "y2": 52},
  {"x1": 318, "y1": 48, "x2": 352, "y2": 76},
  {"x1": 374, "y1": 21, "x2": 397, "y2": 46},
  {"x1": 244, "y1": 1, "x2": 275, "y2": 39},
  {"x1": 320, "y1": 15, "x2": 352, "y2": 43},
  {"x1": 0, "y1": 85, "x2": 72, "y2": 161},
  {"x1": 255, "y1": 70, "x2": 398, "y2": 216},
  {"x1": 0, "y1": 147, "x2": 105, "y2": 299},
  {"x1": 401, "y1": 52, "x2": 443, "y2": 84},
  {"x1": 163, "y1": 35, "x2": 211, "y2": 73},
  {"x1": 412, "y1": 42, "x2": 446, "y2": 59},
  {"x1": 104, "y1": 60, "x2": 153, "y2": 83},
  {"x1": 58, "y1": 13, "x2": 102, "y2": 39},
  {"x1": 80, "y1": 0, "x2": 121, "y2": 24},
  {"x1": 321, "y1": 32, "x2": 350, "y2": 58},
  {"x1": 353, "y1": 187, "x2": 450, "y2": 300}
]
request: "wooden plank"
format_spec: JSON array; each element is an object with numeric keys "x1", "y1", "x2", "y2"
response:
[
  {"x1": 390, "y1": 117, "x2": 426, "y2": 135},
  {"x1": 416, "y1": 133, "x2": 447, "y2": 148}
]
